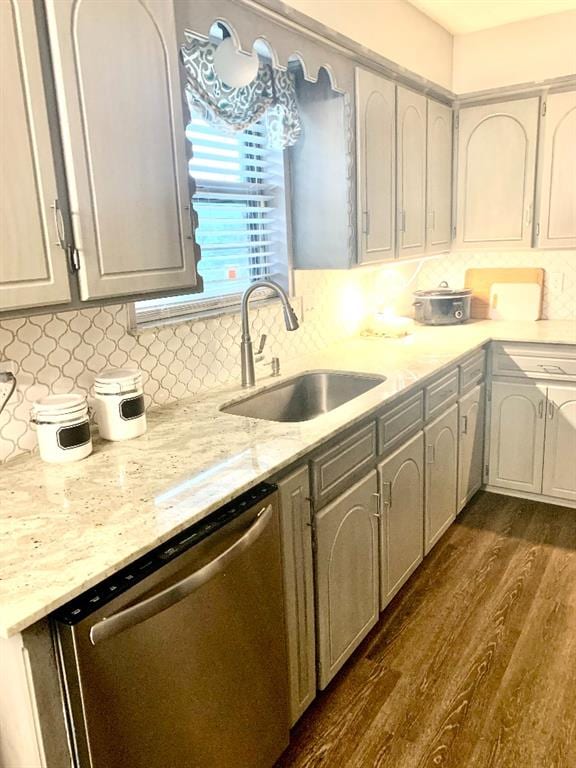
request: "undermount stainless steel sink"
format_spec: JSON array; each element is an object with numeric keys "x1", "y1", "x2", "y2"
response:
[{"x1": 221, "y1": 371, "x2": 386, "y2": 423}]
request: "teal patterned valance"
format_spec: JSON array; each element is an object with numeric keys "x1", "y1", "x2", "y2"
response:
[{"x1": 180, "y1": 34, "x2": 302, "y2": 150}]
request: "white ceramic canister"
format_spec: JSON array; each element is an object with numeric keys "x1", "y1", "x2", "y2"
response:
[
  {"x1": 93, "y1": 368, "x2": 147, "y2": 441},
  {"x1": 31, "y1": 394, "x2": 92, "y2": 463}
]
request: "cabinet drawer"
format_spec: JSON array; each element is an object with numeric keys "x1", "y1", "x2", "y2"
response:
[
  {"x1": 377, "y1": 391, "x2": 424, "y2": 454},
  {"x1": 492, "y1": 343, "x2": 576, "y2": 381},
  {"x1": 425, "y1": 369, "x2": 459, "y2": 421},
  {"x1": 311, "y1": 423, "x2": 377, "y2": 508},
  {"x1": 459, "y1": 349, "x2": 486, "y2": 394}
]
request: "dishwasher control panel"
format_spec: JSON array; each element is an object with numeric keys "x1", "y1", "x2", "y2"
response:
[{"x1": 53, "y1": 482, "x2": 277, "y2": 625}]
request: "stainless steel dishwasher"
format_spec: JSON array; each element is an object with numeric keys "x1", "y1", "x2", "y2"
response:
[{"x1": 53, "y1": 483, "x2": 289, "y2": 768}]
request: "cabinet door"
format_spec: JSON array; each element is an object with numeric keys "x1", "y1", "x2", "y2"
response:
[
  {"x1": 455, "y1": 98, "x2": 539, "y2": 249},
  {"x1": 426, "y1": 100, "x2": 452, "y2": 254},
  {"x1": 542, "y1": 385, "x2": 576, "y2": 501},
  {"x1": 277, "y1": 467, "x2": 316, "y2": 725},
  {"x1": 488, "y1": 380, "x2": 546, "y2": 493},
  {"x1": 457, "y1": 384, "x2": 485, "y2": 513},
  {"x1": 537, "y1": 91, "x2": 576, "y2": 249},
  {"x1": 378, "y1": 432, "x2": 424, "y2": 610},
  {"x1": 397, "y1": 87, "x2": 427, "y2": 258},
  {"x1": 424, "y1": 404, "x2": 458, "y2": 554},
  {"x1": 315, "y1": 471, "x2": 379, "y2": 689},
  {"x1": 355, "y1": 68, "x2": 396, "y2": 263},
  {"x1": 45, "y1": 0, "x2": 199, "y2": 300},
  {"x1": 0, "y1": 0, "x2": 71, "y2": 311}
]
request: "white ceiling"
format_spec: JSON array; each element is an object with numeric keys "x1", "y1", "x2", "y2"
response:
[{"x1": 408, "y1": 0, "x2": 576, "y2": 34}]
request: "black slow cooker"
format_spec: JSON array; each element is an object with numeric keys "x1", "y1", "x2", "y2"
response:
[{"x1": 413, "y1": 281, "x2": 472, "y2": 325}]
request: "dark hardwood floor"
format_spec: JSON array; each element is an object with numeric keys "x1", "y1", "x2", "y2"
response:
[{"x1": 276, "y1": 491, "x2": 576, "y2": 768}]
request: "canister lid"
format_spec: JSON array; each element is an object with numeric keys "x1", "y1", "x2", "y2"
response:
[
  {"x1": 32, "y1": 393, "x2": 88, "y2": 418},
  {"x1": 94, "y1": 368, "x2": 143, "y2": 394}
]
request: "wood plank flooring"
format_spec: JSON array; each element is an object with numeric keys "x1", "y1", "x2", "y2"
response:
[{"x1": 276, "y1": 492, "x2": 576, "y2": 768}]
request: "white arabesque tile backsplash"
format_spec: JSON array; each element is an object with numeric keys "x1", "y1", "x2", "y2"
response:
[
  {"x1": 1, "y1": 253, "x2": 574, "y2": 465},
  {"x1": 0, "y1": 269, "x2": 377, "y2": 464}
]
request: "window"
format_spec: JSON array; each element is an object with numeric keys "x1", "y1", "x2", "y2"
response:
[{"x1": 135, "y1": 116, "x2": 289, "y2": 326}]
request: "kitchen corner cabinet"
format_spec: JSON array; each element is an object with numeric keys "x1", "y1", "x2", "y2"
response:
[
  {"x1": 537, "y1": 91, "x2": 576, "y2": 249},
  {"x1": 277, "y1": 467, "x2": 316, "y2": 725},
  {"x1": 355, "y1": 68, "x2": 396, "y2": 264},
  {"x1": 542, "y1": 385, "x2": 576, "y2": 501},
  {"x1": 0, "y1": 0, "x2": 71, "y2": 311},
  {"x1": 488, "y1": 380, "x2": 547, "y2": 494},
  {"x1": 424, "y1": 404, "x2": 458, "y2": 554},
  {"x1": 426, "y1": 100, "x2": 452, "y2": 254},
  {"x1": 315, "y1": 471, "x2": 379, "y2": 689},
  {"x1": 396, "y1": 87, "x2": 427, "y2": 258},
  {"x1": 457, "y1": 383, "x2": 485, "y2": 512},
  {"x1": 378, "y1": 431, "x2": 424, "y2": 610},
  {"x1": 455, "y1": 97, "x2": 539, "y2": 249},
  {"x1": 45, "y1": 0, "x2": 200, "y2": 300}
]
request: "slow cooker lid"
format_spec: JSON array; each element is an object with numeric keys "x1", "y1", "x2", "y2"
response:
[{"x1": 414, "y1": 281, "x2": 471, "y2": 298}]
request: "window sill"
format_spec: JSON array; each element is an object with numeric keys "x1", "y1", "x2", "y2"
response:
[{"x1": 128, "y1": 295, "x2": 301, "y2": 336}]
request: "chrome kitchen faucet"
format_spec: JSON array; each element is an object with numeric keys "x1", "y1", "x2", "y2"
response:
[{"x1": 240, "y1": 280, "x2": 299, "y2": 387}]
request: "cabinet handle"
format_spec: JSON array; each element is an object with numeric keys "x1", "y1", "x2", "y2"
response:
[
  {"x1": 429, "y1": 209, "x2": 436, "y2": 231},
  {"x1": 51, "y1": 199, "x2": 66, "y2": 250},
  {"x1": 372, "y1": 492, "x2": 382, "y2": 518},
  {"x1": 525, "y1": 203, "x2": 533, "y2": 226},
  {"x1": 184, "y1": 204, "x2": 194, "y2": 240},
  {"x1": 537, "y1": 400, "x2": 545, "y2": 419},
  {"x1": 538, "y1": 364, "x2": 565, "y2": 374},
  {"x1": 382, "y1": 482, "x2": 392, "y2": 506},
  {"x1": 363, "y1": 210, "x2": 370, "y2": 235},
  {"x1": 461, "y1": 415, "x2": 468, "y2": 435},
  {"x1": 547, "y1": 401, "x2": 555, "y2": 420},
  {"x1": 426, "y1": 444, "x2": 435, "y2": 464},
  {"x1": 399, "y1": 209, "x2": 406, "y2": 232}
]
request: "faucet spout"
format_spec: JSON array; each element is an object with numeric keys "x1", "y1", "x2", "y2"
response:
[{"x1": 240, "y1": 280, "x2": 299, "y2": 388}]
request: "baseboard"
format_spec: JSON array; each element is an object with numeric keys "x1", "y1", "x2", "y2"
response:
[{"x1": 482, "y1": 484, "x2": 576, "y2": 509}]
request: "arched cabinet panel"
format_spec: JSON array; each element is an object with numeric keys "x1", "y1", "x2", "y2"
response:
[
  {"x1": 424, "y1": 404, "x2": 458, "y2": 554},
  {"x1": 455, "y1": 98, "x2": 539, "y2": 249},
  {"x1": 426, "y1": 100, "x2": 452, "y2": 253},
  {"x1": 356, "y1": 68, "x2": 396, "y2": 263},
  {"x1": 537, "y1": 91, "x2": 576, "y2": 248},
  {"x1": 315, "y1": 471, "x2": 379, "y2": 689},
  {"x1": 397, "y1": 87, "x2": 427, "y2": 258},
  {"x1": 0, "y1": 0, "x2": 71, "y2": 310},
  {"x1": 378, "y1": 432, "x2": 424, "y2": 609},
  {"x1": 45, "y1": 0, "x2": 200, "y2": 299},
  {"x1": 488, "y1": 380, "x2": 547, "y2": 493}
]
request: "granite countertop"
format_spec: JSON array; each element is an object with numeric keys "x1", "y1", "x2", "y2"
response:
[{"x1": 1, "y1": 319, "x2": 575, "y2": 638}]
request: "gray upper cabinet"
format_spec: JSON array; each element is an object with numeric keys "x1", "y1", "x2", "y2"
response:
[
  {"x1": 426, "y1": 99, "x2": 452, "y2": 254},
  {"x1": 0, "y1": 0, "x2": 71, "y2": 312},
  {"x1": 355, "y1": 68, "x2": 396, "y2": 264},
  {"x1": 397, "y1": 87, "x2": 427, "y2": 258},
  {"x1": 537, "y1": 91, "x2": 576, "y2": 249},
  {"x1": 455, "y1": 97, "x2": 539, "y2": 249},
  {"x1": 45, "y1": 0, "x2": 199, "y2": 300}
]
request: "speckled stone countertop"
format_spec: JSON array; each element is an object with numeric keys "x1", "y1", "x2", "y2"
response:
[{"x1": 1, "y1": 320, "x2": 575, "y2": 638}]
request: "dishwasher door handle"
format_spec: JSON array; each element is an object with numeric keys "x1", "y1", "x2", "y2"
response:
[{"x1": 89, "y1": 504, "x2": 274, "y2": 646}]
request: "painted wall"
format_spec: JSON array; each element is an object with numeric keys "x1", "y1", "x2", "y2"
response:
[
  {"x1": 282, "y1": 0, "x2": 453, "y2": 90},
  {"x1": 453, "y1": 11, "x2": 576, "y2": 93}
]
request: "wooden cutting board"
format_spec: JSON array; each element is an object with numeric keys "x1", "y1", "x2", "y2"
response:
[{"x1": 464, "y1": 268, "x2": 544, "y2": 319}]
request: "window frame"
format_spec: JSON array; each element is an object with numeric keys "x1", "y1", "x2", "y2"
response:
[{"x1": 132, "y1": 114, "x2": 294, "y2": 330}]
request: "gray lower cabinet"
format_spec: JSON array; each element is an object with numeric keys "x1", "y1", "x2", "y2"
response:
[
  {"x1": 457, "y1": 384, "x2": 485, "y2": 512},
  {"x1": 315, "y1": 470, "x2": 379, "y2": 689},
  {"x1": 0, "y1": 0, "x2": 71, "y2": 312},
  {"x1": 424, "y1": 404, "x2": 458, "y2": 554},
  {"x1": 378, "y1": 431, "x2": 424, "y2": 610},
  {"x1": 277, "y1": 467, "x2": 316, "y2": 725}
]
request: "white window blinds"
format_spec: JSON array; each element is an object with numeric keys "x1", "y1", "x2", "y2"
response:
[{"x1": 135, "y1": 117, "x2": 288, "y2": 325}]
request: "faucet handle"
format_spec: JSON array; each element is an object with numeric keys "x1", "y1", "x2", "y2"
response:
[{"x1": 256, "y1": 334, "x2": 267, "y2": 355}]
